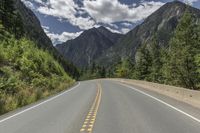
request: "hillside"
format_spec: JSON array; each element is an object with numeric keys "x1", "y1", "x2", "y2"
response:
[
  {"x1": 56, "y1": 26, "x2": 123, "y2": 67},
  {"x1": 0, "y1": 0, "x2": 75, "y2": 114},
  {"x1": 14, "y1": 0, "x2": 79, "y2": 79}
]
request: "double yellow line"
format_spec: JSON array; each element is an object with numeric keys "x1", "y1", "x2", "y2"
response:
[{"x1": 80, "y1": 83, "x2": 102, "y2": 133}]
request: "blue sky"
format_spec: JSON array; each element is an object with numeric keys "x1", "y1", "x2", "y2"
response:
[{"x1": 22, "y1": 0, "x2": 200, "y2": 45}]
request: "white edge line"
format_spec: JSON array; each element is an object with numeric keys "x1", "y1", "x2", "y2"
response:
[
  {"x1": 120, "y1": 83, "x2": 200, "y2": 124},
  {"x1": 0, "y1": 82, "x2": 80, "y2": 123}
]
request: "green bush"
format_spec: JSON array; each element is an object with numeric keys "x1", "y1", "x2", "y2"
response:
[{"x1": 0, "y1": 35, "x2": 74, "y2": 115}]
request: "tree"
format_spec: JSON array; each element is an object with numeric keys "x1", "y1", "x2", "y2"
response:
[
  {"x1": 195, "y1": 54, "x2": 200, "y2": 88},
  {"x1": 149, "y1": 35, "x2": 163, "y2": 82},
  {"x1": 165, "y1": 11, "x2": 200, "y2": 89},
  {"x1": 0, "y1": 0, "x2": 15, "y2": 30},
  {"x1": 0, "y1": 0, "x2": 24, "y2": 38},
  {"x1": 100, "y1": 67, "x2": 106, "y2": 78},
  {"x1": 134, "y1": 44, "x2": 152, "y2": 80},
  {"x1": 13, "y1": 12, "x2": 24, "y2": 39},
  {"x1": 115, "y1": 58, "x2": 133, "y2": 78}
]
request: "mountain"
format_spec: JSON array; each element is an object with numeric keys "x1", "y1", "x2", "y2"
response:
[
  {"x1": 13, "y1": 0, "x2": 79, "y2": 78},
  {"x1": 56, "y1": 26, "x2": 123, "y2": 67},
  {"x1": 56, "y1": 1, "x2": 200, "y2": 68},
  {"x1": 98, "y1": 1, "x2": 200, "y2": 65},
  {"x1": 15, "y1": 0, "x2": 52, "y2": 49}
]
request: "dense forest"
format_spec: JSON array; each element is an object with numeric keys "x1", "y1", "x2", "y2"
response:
[
  {"x1": 81, "y1": 11, "x2": 200, "y2": 90},
  {"x1": 0, "y1": 0, "x2": 75, "y2": 114}
]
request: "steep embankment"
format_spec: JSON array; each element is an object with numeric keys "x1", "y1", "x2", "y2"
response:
[{"x1": 0, "y1": 0, "x2": 75, "y2": 115}]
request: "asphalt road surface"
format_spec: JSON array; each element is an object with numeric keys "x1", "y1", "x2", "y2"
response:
[{"x1": 0, "y1": 79, "x2": 200, "y2": 133}]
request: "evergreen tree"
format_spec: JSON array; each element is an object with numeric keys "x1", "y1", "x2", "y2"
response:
[
  {"x1": 0, "y1": 0, "x2": 15, "y2": 30},
  {"x1": 0, "y1": 0, "x2": 24, "y2": 38},
  {"x1": 149, "y1": 35, "x2": 163, "y2": 82},
  {"x1": 195, "y1": 54, "x2": 200, "y2": 88},
  {"x1": 134, "y1": 45, "x2": 152, "y2": 80},
  {"x1": 115, "y1": 58, "x2": 133, "y2": 78},
  {"x1": 13, "y1": 12, "x2": 24, "y2": 39},
  {"x1": 100, "y1": 67, "x2": 106, "y2": 78}
]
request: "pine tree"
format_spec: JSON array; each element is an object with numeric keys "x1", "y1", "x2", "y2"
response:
[
  {"x1": 165, "y1": 11, "x2": 200, "y2": 89},
  {"x1": 115, "y1": 58, "x2": 133, "y2": 78},
  {"x1": 195, "y1": 54, "x2": 200, "y2": 88},
  {"x1": 0, "y1": 0, "x2": 15, "y2": 30},
  {"x1": 100, "y1": 67, "x2": 106, "y2": 78},
  {"x1": 13, "y1": 12, "x2": 24, "y2": 38},
  {"x1": 149, "y1": 35, "x2": 163, "y2": 82},
  {"x1": 134, "y1": 44, "x2": 152, "y2": 80}
]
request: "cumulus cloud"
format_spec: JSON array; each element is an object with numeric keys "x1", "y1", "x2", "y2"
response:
[
  {"x1": 182, "y1": 0, "x2": 198, "y2": 4},
  {"x1": 42, "y1": 26, "x2": 82, "y2": 44},
  {"x1": 83, "y1": 0, "x2": 164, "y2": 23},
  {"x1": 22, "y1": 0, "x2": 167, "y2": 42},
  {"x1": 34, "y1": 0, "x2": 96, "y2": 30},
  {"x1": 25, "y1": 0, "x2": 165, "y2": 30}
]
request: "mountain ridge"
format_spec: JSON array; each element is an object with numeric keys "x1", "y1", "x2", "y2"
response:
[
  {"x1": 56, "y1": 26, "x2": 123, "y2": 67},
  {"x1": 56, "y1": 1, "x2": 200, "y2": 68},
  {"x1": 96, "y1": 1, "x2": 200, "y2": 66}
]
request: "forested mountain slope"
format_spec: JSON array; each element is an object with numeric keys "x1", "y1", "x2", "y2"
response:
[
  {"x1": 8, "y1": 0, "x2": 79, "y2": 79},
  {"x1": 0, "y1": 0, "x2": 76, "y2": 115}
]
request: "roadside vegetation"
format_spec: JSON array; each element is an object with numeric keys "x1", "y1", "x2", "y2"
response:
[
  {"x1": 0, "y1": 24, "x2": 74, "y2": 114},
  {"x1": 0, "y1": 0, "x2": 75, "y2": 115}
]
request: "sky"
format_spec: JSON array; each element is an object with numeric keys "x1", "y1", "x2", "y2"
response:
[{"x1": 21, "y1": 0, "x2": 200, "y2": 45}]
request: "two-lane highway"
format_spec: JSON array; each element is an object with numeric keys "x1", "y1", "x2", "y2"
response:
[{"x1": 0, "y1": 80, "x2": 200, "y2": 133}]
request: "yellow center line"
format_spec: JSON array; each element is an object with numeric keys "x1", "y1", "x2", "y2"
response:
[{"x1": 80, "y1": 83, "x2": 102, "y2": 133}]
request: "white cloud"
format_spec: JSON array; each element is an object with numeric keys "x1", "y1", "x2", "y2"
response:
[
  {"x1": 34, "y1": 0, "x2": 96, "y2": 30},
  {"x1": 182, "y1": 0, "x2": 198, "y2": 5},
  {"x1": 83, "y1": 0, "x2": 164, "y2": 23},
  {"x1": 104, "y1": 27, "x2": 121, "y2": 34},
  {"x1": 42, "y1": 26, "x2": 82, "y2": 44},
  {"x1": 24, "y1": 0, "x2": 165, "y2": 30},
  {"x1": 21, "y1": 0, "x2": 35, "y2": 10},
  {"x1": 22, "y1": 0, "x2": 167, "y2": 42}
]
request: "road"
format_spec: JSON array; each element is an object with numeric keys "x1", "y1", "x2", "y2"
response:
[{"x1": 0, "y1": 79, "x2": 200, "y2": 133}]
